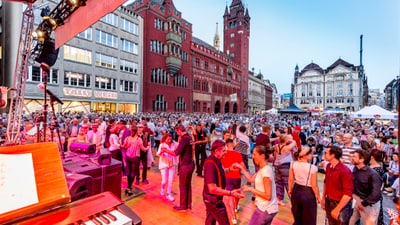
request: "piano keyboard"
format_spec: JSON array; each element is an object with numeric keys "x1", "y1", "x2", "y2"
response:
[
  {"x1": 83, "y1": 209, "x2": 132, "y2": 225},
  {"x1": 18, "y1": 192, "x2": 141, "y2": 225}
]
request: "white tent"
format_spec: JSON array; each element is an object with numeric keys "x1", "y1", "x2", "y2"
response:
[
  {"x1": 350, "y1": 105, "x2": 398, "y2": 120},
  {"x1": 265, "y1": 108, "x2": 278, "y2": 115}
]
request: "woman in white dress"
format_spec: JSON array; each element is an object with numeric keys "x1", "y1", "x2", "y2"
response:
[{"x1": 157, "y1": 133, "x2": 179, "y2": 201}]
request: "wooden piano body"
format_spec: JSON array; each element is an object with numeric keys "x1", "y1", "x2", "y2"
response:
[
  {"x1": 0, "y1": 143, "x2": 141, "y2": 225},
  {"x1": 0, "y1": 143, "x2": 71, "y2": 224}
]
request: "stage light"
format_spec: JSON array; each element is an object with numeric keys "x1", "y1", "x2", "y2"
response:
[
  {"x1": 66, "y1": 0, "x2": 85, "y2": 9},
  {"x1": 43, "y1": 16, "x2": 58, "y2": 30},
  {"x1": 32, "y1": 29, "x2": 47, "y2": 42}
]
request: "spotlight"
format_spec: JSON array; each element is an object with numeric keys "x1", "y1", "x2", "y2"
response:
[
  {"x1": 32, "y1": 29, "x2": 47, "y2": 42},
  {"x1": 66, "y1": 0, "x2": 84, "y2": 8},
  {"x1": 43, "y1": 16, "x2": 58, "y2": 30}
]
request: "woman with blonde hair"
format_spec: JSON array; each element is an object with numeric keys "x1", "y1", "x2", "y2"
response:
[
  {"x1": 288, "y1": 146, "x2": 321, "y2": 225},
  {"x1": 157, "y1": 133, "x2": 178, "y2": 201}
]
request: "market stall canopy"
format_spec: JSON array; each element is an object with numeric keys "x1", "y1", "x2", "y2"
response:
[
  {"x1": 279, "y1": 104, "x2": 307, "y2": 114},
  {"x1": 350, "y1": 105, "x2": 398, "y2": 120}
]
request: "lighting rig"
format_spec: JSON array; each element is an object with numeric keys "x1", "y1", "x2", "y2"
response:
[{"x1": 31, "y1": 0, "x2": 87, "y2": 64}]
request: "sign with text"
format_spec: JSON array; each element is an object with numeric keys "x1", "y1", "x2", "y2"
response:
[
  {"x1": 94, "y1": 91, "x2": 118, "y2": 99},
  {"x1": 63, "y1": 87, "x2": 92, "y2": 98}
]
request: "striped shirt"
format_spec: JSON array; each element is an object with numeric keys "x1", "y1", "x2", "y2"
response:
[{"x1": 341, "y1": 144, "x2": 360, "y2": 171}]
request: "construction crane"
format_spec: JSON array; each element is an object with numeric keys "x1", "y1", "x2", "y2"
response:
[{"x1": 4, "y1": 0, "x2": 87, "y2": 144}]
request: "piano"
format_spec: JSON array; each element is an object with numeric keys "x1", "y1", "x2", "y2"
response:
[
  {"x1": 0, "y1": 143, "x2": 141, "y2": 225},
  {"x1": 18, "y1": 192, "x2": 142, "y2": 225}
]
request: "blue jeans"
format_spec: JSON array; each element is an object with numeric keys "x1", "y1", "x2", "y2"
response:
[
  {"x1": 325, "y1": 198, "x2": 353, "y2": 225},
  {"x1": 248, "y1": 208, "x2": 277, "y2": 225},
  {"x1": 274, "y1": 163, "x2": 290, "y2": 201}
]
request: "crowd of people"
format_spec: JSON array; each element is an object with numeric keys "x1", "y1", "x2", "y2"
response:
[{"x1": 0, "y1": 111, "x2": 399, "y2": 225}]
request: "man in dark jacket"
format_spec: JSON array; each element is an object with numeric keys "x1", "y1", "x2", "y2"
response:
[
  {"x1": 203, "y1": 140, "x2": 243, "y2": 225},
  {"x1": 349, "y1": 149, "x2": 382, "y2": 225}
]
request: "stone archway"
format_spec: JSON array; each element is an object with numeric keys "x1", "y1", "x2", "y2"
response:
[
  {"x1": 214, "y1": 101, "x2": 221, "y2": 113},
  {"x1": 232, "y1": 102, "x2": 238, "y2": 113},
  {"x1": 224, "y1": 102, "x2": 229, "y2": 113}
]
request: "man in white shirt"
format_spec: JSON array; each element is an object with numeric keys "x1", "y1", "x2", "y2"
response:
[
  {"x1": 87, "y1": 123, "x2": 103, "y2": 151},
  {"x1": 341, "y1": 133, "x2": 361, "y2": 171}
]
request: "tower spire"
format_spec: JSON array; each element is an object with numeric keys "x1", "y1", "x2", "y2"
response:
[{"x1": 213, "y1": 22, "x2": 220, "y2": 51}]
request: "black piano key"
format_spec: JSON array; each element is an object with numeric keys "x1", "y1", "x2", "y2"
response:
[
  {"x1": 103, "y1": 211, "x2": 117, "y2": 222},
  {"x1": 97, "y1": 213, "x2": 110, "y2": 224},
  {"x1": 89, "y1": 215, "x2": 102, "y2": 225}
]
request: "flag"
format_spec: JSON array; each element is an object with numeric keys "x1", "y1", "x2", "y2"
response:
[{"x1": 54, "y1": 0, "x2": 128, "y2": 48}]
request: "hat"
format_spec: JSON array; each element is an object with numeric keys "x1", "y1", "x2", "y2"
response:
[
  {"x1": 118, "y1": 120, "x2": 127, "y2": 125},
  {"x1": 295, "y1": 125, "x2": 301, "y2": 131},
  {"x1": 211, "y1": 140, "x2": 225, "y2": 151}
]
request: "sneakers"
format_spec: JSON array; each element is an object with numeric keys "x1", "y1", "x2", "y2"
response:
[
  {"x1": 166, "y1": 195, "x2": 175, "y2": 202},
  {"x1": 232, "y1": 218, "x2": 238, "y2": 225},
  {"x1": 135, "y1": 180, "x2": 140, "y2": 185},
  {"x1": 277, "y1": 200, "x2": 286, "y2": 206},
  {"x1": 142, "y1": 179, "x2": 149, "y2": 184},
  {"x1": 235, "y1": 205, "x2": 240, "y2": 213}
]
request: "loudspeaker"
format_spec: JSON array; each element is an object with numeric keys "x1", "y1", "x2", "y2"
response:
[
  {"x1": 97, "y1": 148, "x2": 111, "y2": 165},
  {"x1": 69, "y1": 142, "x2": 96, "y2": 154},
  {"x1": 65, "y1": 172, "x2": 92, "y2": 201},
  {"x1": 63, "y1": 158, "x2": 122, "y2": 198},
  {"x1": 35, "y1": 38, "x2": 59, "y2": 67}
]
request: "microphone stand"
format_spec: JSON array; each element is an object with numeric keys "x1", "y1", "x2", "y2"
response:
[
  {"x1": 40, "y1": 63, "x2": 50, "y2": 142},
  {"x1": 49, "y1": 96, "x2": 65, "y2": 159}
]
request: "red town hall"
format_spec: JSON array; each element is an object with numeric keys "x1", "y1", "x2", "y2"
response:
[{"x1": 129, "y1": 0, "x2": 250, "y2": 113}]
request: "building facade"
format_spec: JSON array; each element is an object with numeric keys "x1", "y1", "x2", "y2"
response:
[
  {"x1": 368, "y1": 88, "x2": 384, "y2": 108},
  {"x1": 223, "y1": 0, "x2": 250, "y2": 113},
  {"x1": 264, "y1": 80, "x2": 274, "y2": 110},
  {"x1": 247, "y1": 70, "x2": 265, "y2": 113},
  {"x1": 293, "y1": 58, "x2": 368, "y2": 111},
  {"x1": 191, "y1": 37, "x2": 241, "y2": 113},
  {"x1": 130, "y1": 0, "x2": 192, "y2": 112},
  {"x1": 384, "y1": 78, "x2": 399, "y2": 111},
  {"x1": 1, "y1": 1, "x2": 144, "y2": 114}
]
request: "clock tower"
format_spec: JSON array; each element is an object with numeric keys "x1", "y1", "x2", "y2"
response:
[{"x1": 223, "y1": 0, "x2": 250, "y2": 112}]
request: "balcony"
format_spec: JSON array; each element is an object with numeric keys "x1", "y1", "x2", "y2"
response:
[
  {"x1": 166, "y1": 32, "x2": 182, "y2": 45},
  {"x1": 166, "y1": 56, "x2": 182, "y2": 74}
]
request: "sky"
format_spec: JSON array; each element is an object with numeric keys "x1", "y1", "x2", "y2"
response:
[{"x1": 126, "y1": 0, "x2": 400, "y2": 94}]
